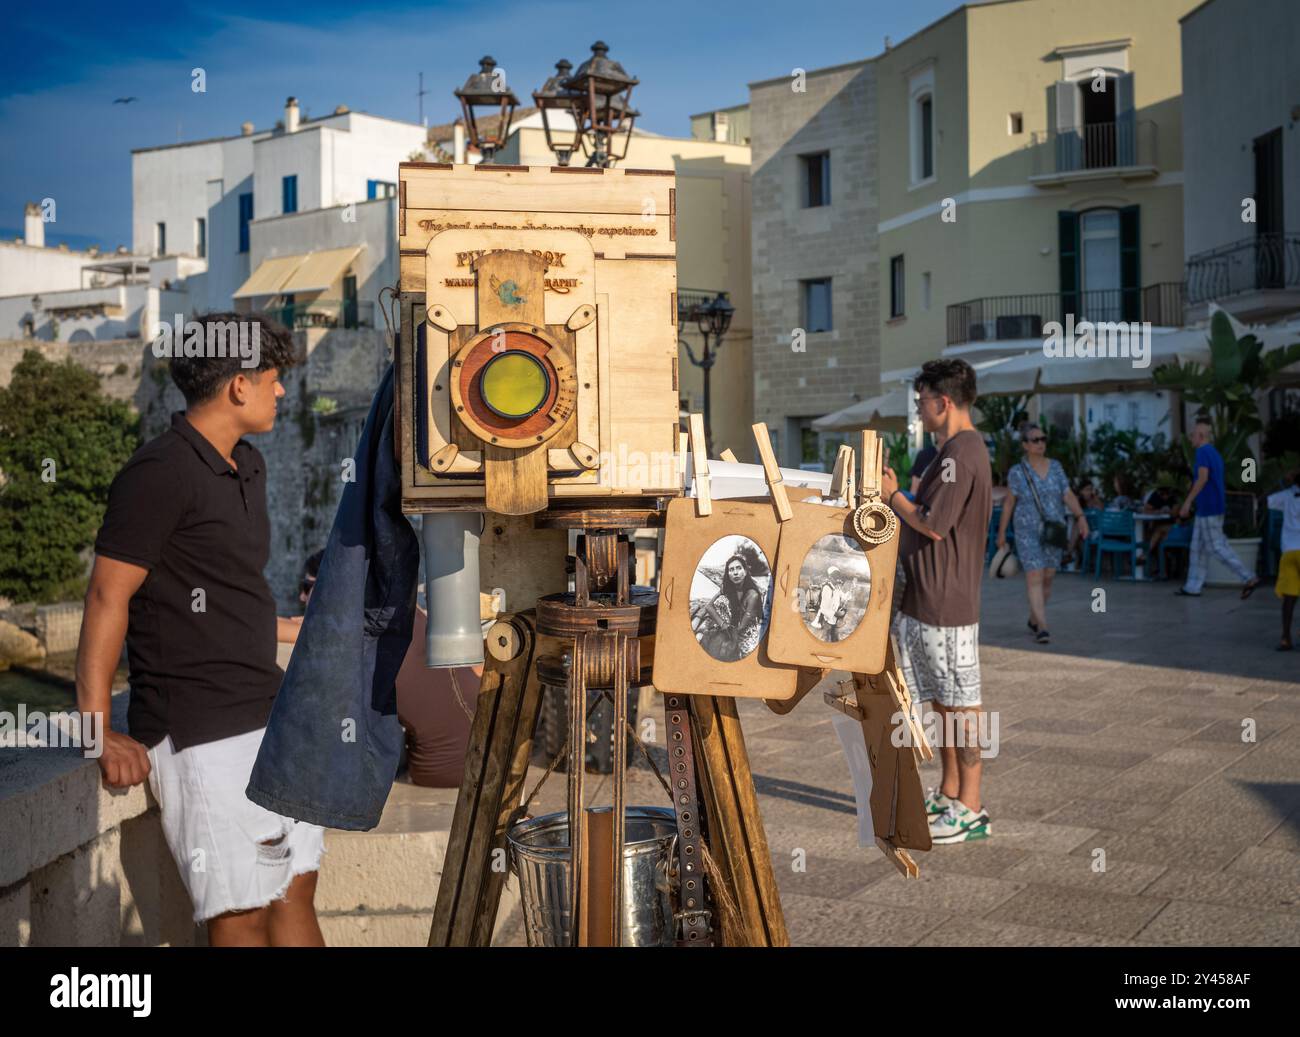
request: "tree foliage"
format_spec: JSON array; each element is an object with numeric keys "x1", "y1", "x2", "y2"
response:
[{"x1": 0, "y1": 350, "x2": 140, "y2": 603}]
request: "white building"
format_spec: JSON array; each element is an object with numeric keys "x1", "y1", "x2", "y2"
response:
[
  {"x1": 0, "y1": 203, "x2": 154, "y2": 341},
  {"x1": 132, "y1": 97, "x2": 427, "y2": 330}
]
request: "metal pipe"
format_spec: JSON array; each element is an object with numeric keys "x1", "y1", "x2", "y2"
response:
[{"x1": 419, "y1": 512, "x2": 486, "y2": 668}]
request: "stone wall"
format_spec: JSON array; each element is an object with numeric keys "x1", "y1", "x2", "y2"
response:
[{"x1": 749, "y1": 62, "x2": 881, "y2": 467}]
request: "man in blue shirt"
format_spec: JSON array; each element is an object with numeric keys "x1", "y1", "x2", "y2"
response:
[{"x1": 1176, "y1": 418, "x2": 1259, "y2": 598}]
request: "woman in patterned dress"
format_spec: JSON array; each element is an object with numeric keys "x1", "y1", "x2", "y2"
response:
[{"x1": 996, "y1": 423, "x2": 1090, "y2": 644}]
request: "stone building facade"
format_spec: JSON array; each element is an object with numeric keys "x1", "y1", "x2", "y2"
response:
[{"x1": 749, "y1": 60, "x2": 880, "y2": 469}]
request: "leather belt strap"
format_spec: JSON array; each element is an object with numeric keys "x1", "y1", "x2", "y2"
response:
[{"x1": 664, "y1": 694, "x2": 713, "y2": 946}]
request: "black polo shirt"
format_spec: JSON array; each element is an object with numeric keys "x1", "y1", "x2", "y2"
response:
[{"x1": 95, "y1": 411, "x2": 282, "y2": 751}]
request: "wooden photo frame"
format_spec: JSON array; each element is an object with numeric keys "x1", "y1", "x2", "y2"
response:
[
  {"x1": 652, "y1": 496, "x2": 801, "y2": 700},
  {"x1": 765, "y1": 498, "x2": 899, "y2": 675}
]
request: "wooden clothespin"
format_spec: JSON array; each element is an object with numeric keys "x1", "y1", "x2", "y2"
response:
[
  {"x1": 719, "y1": 447, "x2": 738, "y2": 463},
  {"x1": 751, "y1": 422, "x2": 793, "y2": 522},
  {"x1": 859, "y1": 430, "x2": 881, "y2": 502},
  {"x1": 688, "y1": 414, "x2": 712, "y2": 517},
  {"x1": 830, "y1": 444, "x2": 855, "y2": 505},
  {"x1": 678, "y1": 430, "x2": 689, "y2": 486}
]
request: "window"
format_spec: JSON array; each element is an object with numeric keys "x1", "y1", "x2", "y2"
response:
[
  {"x1": 800, "y1": 152, "x2": 830, "y2": 207},
  {"x1": 154, "y1": 222, "x2": 166, "y2": 257},
  {"x1": 1059, "y1": 206, "x2": 1140, "y2": 323},
  {"x1": 238, "y1": 193, "x2": 253, "y2": 253},
  {"x1": 195, "y1": 217, "x2": 206, "y2": 259},
  {"x1": 1008, "y1": 112, "x2": 1023, "y2": 135},
  {"x1": 367, "y1": 179, "x2": 397, "y2": 200},
  {"x1": 801, "y1": 278, "x2": 833, "y2": 332},
  {"x1": 908, "y1": 65, "x2": 937, "y2": 186},
  {"x1": 889, "y1": 256, "x2": 905, "y2": 319},
  {"x1": 921, "y1": 271, "x2": 932, "y2": 311},
  {"x1": 282, "y1": 175, "x2": 298, "y2": 214},
  {"x1": 920, "y1": 98, "x2": 934, "y2": 179}
]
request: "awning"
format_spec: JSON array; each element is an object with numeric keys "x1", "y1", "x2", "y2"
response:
[
  {"x1": 279, "y1": 246, "x2": 361, "y2": 294},
  {"x1": 233, "y1": 254, "x2": 305, "y2": 299},
  {"x1": 812, "y1": 388, "x2": 910, "y2": 432}
]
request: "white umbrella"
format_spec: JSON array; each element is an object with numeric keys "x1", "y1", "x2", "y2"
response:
[{"x1": 811, "y1": 388, "x2": 909, "y2": 432}]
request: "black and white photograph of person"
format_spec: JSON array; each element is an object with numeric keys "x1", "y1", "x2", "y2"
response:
[
  {"x1": 798, "y1": 534, "x2": 872, "y2": 643},
  {"x1": 689, "y1": 537, "x2": 773, "y2": 662}
]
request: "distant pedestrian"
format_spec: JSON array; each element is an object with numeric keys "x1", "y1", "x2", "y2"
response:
[
  {"x1": 881, "y1": 358, "x2": 993, "y2": 845},
  {"x1": 1267, "y1": 469, "x2": 1300, "y2": 650},
  {"x1": 996, "y1": 423, "x2": 1089, "y2": 644},
  {"x1": 1176, "y1": 417, "x2": 1260, "y2": 599}
]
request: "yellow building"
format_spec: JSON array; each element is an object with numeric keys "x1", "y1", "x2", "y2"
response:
[
  {"x1": 875, "y1": 0, "x2": 1198, "y2": 438},
  {"x1": 495, "y1": 117, "x2": 754, "y2": 459}
]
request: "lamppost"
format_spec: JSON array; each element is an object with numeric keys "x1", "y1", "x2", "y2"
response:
[
  {"x1": 454, "y1": 56, "x2": 519, "y2": 162},
  {"x1": 679, "y1": 292, "x2": 735, "y2": 452}
]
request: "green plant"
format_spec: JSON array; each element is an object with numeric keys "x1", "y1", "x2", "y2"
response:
[
  {"x1": 0, "y1": 350, "x2": 140, "y2": 603},
  {"x1": 1154, "y1": 310, "x2": 1300, "y2": 491},
  {"x1": 974, "y1": 393, "x2": 1029, "y2": 483},
  {"x1": 882, "y1": 431, "x2": 912, "y2": 479},
  {"x1": 1046, "y1": 420, "x2": 1088, "y2": 486}
]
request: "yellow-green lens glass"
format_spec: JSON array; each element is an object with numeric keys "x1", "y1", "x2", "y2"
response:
[{"x1": 480, "y1": 351, "x2": 548, "y2": 418}]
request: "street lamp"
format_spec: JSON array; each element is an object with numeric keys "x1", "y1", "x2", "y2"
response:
[
  {"x1": 533, "y1": 59, "x2": 582, "y2": 167},
  {"x1": 562, "y1": 41, "x2": 638, "y2": 168},
  {"x1": 679, "y1": 292, "x2": 735, "y2": 452},
  {"x1": 454, "y1": 56, "x2": 519, "y2": 161}
]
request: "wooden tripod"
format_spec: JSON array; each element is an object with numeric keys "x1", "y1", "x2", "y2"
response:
[{"x1": 428, "y1": 505, "x2": 788, "y2": 947}]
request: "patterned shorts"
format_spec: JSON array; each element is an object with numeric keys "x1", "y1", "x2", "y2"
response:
[{"x1": 892, "y1": 613, "x2": 982, "y2": 708}]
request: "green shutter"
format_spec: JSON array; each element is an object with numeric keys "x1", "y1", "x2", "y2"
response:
[
  {"x1": 1120, "y1": 205, "x2": 1140, "y2": 322},
  {"x1": 1058, "y1": 211, "x2": 1080, "y2": 322}
]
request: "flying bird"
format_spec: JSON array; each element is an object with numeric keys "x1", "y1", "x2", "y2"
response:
[{"x1": 113, "y1": 97, "x2": 139, "y2": 105}]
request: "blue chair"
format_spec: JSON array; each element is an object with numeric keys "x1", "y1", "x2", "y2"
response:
[
  {"x1": 1157, "y1": 521, "x2": 1193, "y2": 580},
  {"x1": 1094, "y1": 509, "x2": 1140, "y2": 579},
  {"x1": 1078, "y1": 507, "x2": 1103, "y2": 573}
]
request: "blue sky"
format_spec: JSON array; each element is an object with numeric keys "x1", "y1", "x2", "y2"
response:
[{"x1": 1, "y1": 0, "x2": 961, "y2": 249}]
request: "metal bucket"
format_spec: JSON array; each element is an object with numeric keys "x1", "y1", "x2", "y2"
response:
[{"x1": 507, "y1": 806, "x2": 677, "y2": 947}]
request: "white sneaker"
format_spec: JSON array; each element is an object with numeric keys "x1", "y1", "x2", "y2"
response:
[
  {"x1": 924, "y1": 787, "x2": 956, "y2": 817},
  {"x1": 929, "y1": 802, "x2": 992, "y2": 844}
]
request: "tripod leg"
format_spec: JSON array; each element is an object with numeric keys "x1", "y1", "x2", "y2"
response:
[
  {"x1": 429, "y1": 613, "x2": 542, "y2": 947},
  {"x1": 691, "y1": 694, "x2": 789, "y2": 947},
  {"x1": 610, "y1": 631, "x2": 629, "y2": 947},
  {"x1": 567, "y1": 632, "x2": 589, "y2": 946}
]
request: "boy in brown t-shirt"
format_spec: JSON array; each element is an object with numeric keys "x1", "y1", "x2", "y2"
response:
[{"x1": 881, "y1": 359, "x2": 993, "y2": 845}]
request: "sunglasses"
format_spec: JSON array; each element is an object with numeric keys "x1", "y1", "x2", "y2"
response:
[{"x1": 1025, "y1": 436, "x2": 1048, "y2": 444}]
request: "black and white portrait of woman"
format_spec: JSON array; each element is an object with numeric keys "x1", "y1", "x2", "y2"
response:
[{"x1": 689, "y1": 537, "x2": 773, "y2": 662}]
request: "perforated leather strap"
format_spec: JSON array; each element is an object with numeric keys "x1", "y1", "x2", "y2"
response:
[{"x1": 664, "y1": 694, "x2": 713, "y2": 946}]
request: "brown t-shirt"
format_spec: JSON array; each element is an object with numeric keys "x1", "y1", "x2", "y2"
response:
[{"x1": 898, "y1": 428, "x2": 992, "y2": 627}]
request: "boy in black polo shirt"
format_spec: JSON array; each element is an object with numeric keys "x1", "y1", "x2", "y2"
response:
[{"x1": 75, "y1": 312, "x2": 325, "y2": 946}]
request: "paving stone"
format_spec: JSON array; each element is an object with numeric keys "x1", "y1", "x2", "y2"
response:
[
  {"x1": 1070, "y1": 829, "x2": 1253, "y2": 872},
  {"x1": 1135, "y1": 900, "x2": 1300, "y2": 946},
  {"x1": 1140, "y1": 868, "x2": 1300, "y2": 913},
  {"x1": 1002, "y1": 852, "x2": 1166, "y2": 896},
  {"x1": 916, "y1": 917, "x2": 1134, "y2": 947},
  {"x1": 854, "y1": 869, "x2": 1024, "y2": 914},
  {"x1": 1223, "y1": 846, "x2": 1300, "y2": 884},
  {"x1": 779, "y1": 892, "x2": 949, "y2": 946},
  {"x1": 985, "y1": 883, "x2": 1168, "y2": 939},
  {"x1": 1040, "y1": 797, "x2": 1169, "y2": 833},
  {"x1": 773, "y1": 853, "x2": 895, "y2": 900}
]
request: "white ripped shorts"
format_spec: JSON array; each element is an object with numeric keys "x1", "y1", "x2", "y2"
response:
[{"x1": 146, "y1": 726, "x2": 326, "y2": 923}]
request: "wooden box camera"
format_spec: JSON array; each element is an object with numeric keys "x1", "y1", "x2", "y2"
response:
[{"x1": 396, "y1": 163, "x2": 683, "y2": 515}]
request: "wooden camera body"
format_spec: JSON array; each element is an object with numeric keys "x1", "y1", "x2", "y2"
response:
[{"x1": 396, "y1": 163, "x2": 683, "y2": 515}]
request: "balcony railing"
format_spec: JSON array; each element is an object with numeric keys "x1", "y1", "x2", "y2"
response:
[
  {"x1": 946, "y1": 282, "x2": 1185, "y2": 347},
  {"x1": 1030, "y1": 119, "x2": 1157, "y2": 179},
  {"x1": 263, "y1": 300, "x2": 374, "y2": 330},
  {"x1": 1185, "y1": 232, "x2": 1300, "y2": 304},
  {"x1": 677, "y1": 288, "x2": 727, "y2": 327}
]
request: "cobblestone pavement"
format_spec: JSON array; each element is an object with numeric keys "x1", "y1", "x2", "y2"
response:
[{"x1": 497, "y1": 572, "x2": 1299, "y2": 946}]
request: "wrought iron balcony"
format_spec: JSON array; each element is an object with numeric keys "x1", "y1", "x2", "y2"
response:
[
  {"x1": 1030, "y1": 119, "x2": 1157, "y2": 181},
  {"x1": 677, "y1": 288, "x2": 729, "y2": 327},
  {"x1": 946, "y1": 282, "x2": 1185, "y2": 347},
  {"x1": 1185, "y1": 232, "x2": 1300, "y2": 304}
]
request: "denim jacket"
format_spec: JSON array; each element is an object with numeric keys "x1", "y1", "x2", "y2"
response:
[{"x1": 246, "y1": 363, "x2": 421, "y2": 830}]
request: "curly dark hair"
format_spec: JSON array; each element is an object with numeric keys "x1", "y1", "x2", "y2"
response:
[
  {"x1": 168, "y1": 311, "x2": 297, "y2": 405},
  {"x1": 914, "y1": 358, "x2": 978, "y2": 408}
]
